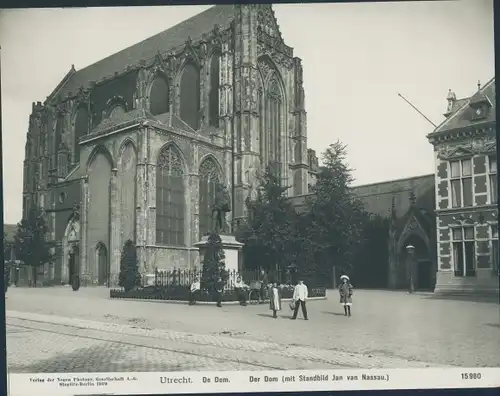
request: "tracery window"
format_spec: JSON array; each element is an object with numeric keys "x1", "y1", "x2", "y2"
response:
[
  {"x1": 208, "y1": 53, "x2": 220, "y2": 127},
  {"x1": 150, "y1": 75, "x2": 170, "y2": 116},
  {"x1": 156, "y1": 146, "x2": 185, "y2": 246},
  {"x1": 199, "y1": 158, "x2": 220, "y2": 237},
  {"x1": 179, "y1": 62, "x2": 200, "y2": 130},
  {"x1": 267, "y1": 78, "x2": 282, "y2": 174},
  {"x1": 74, "y1": 106, "x2": 89, "y2": 163},
  {"x1": 54, "y1": 116, "x2": 63, "y2": 168}
]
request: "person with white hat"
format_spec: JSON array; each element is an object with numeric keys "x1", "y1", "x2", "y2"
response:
[{"x1": 339, "y1": 275, "x2": 353, "y2": 317}]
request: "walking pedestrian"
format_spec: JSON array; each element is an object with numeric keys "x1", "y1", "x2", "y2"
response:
[
  {"x1": 339, "y1": 275, "x2": 353, "y2": 317},
  {"x1": 269, "y1": 282, "x2": 281, "y2": 318},
  {"x1": 214, "y1": 276, "x2": 224, "y2": 307},
  {"x1": 259, "y1": 269, "x2": 269, "y2": 304},
  {"x1": 189, "y1": 276, "x2": 201, "y2": 305},
  {"x1": 234, "y1": 276, "x2": 248, "y2": 306},
  {"x1": 291, "y1": 279, "x2": 308, "y2": 320}
]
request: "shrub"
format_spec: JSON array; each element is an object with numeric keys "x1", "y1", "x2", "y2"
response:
[{"x1": 119, "y1": 240, "x2": 141, "y2": 292}]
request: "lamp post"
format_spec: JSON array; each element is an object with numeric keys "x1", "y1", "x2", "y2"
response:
[{"x1": 406, "y1": 244, "x2": 415, "y2": 293}]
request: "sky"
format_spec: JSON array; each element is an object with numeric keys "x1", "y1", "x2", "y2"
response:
[{"x1": 0, "y1": 0, "x2": 495, "y2": 224}]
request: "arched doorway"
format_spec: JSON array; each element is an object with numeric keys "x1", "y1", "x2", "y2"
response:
[
  {"x1": 68, "y1": 244, "x2": 80, "y2": 284},
  {"x1": 62, "y1": 215, "x2": 80, "y2": 284},
  {"x1": 400, "y1": 234, "x2": 434, "y2": 291},
  {"x1": 96, "y1": 243, "x2": 109, "y2": 286}
]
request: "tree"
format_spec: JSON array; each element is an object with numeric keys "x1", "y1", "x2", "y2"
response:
[
  {"x1": 201, "y1": 232, "x2": 228, "y2": 294},
  {"x1": 240, "y1": 162, "x2": 298, "y2": 280},
  {"x1": 119, "y1": 240, "x2": 141, "y2": 292},
  {"x1": 305, "y1": 141, "x2": 366, "y2": 284},
  {"x1": 14, "y1": 208, "x2": 54, "y2": 287}
]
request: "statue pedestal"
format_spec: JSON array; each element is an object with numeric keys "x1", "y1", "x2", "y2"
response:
[{"x1": 194, "y1": 234, "x2": 244, "y2": 274}]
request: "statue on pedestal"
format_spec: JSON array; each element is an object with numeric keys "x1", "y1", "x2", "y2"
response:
[{"x1": 212, "y1": 182, "x2": 231, "y2": 234}]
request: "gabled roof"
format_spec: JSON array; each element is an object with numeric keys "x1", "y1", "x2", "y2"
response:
[
  {"x1": 55, "y1": 5, "x2": 236, "y2": 99},
  {"x1": 430, "y1": 77, "x2": 496, "y2": 136}
]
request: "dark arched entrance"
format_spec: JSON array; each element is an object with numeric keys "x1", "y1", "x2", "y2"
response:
[
  {"x1": 97, "y1": 243, "x2": 109, "y2": 286},
  {"x1": 68, "y1": 244, "x2": 80, "y2": 284},
  {"x1": 400, "y1": 234, "x2": 434, "y2": 291}
]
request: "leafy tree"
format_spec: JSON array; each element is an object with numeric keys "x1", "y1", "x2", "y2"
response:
[
  {"x1": 14, "y1": 208, "x2": 54, "y2": 287},
  {"x1": 305, "y1": 141, "x2": 366, "y2": 285},
  {"x1": 119, "y1": 240, "x2": 141, "y2": 292},
  {"x1": 241, "y1": 162, "x2": 298, "y2": 280},
  {"x1": 201, "y1": 232, "x2": 228, "y2": 294},
  {"x1": 352, "y1": 214, "x2": 390, "y2": 288}
]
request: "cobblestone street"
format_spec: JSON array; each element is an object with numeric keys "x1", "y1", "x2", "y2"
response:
[{"x1": 6, "y1": 287, "x2": 500, "y2": 373}]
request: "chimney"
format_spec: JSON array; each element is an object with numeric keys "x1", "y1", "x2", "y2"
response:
[{"x1": 443, "y1": 89, "x2": 456, "y2": 118}]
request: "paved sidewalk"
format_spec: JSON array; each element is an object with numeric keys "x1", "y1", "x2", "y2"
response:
[
  {"x1": 6, "y1": 287, "x2": 500, "y2": 367},
  {"x1": 7, "y1": 311, "x2": 445, "y2": 373}
]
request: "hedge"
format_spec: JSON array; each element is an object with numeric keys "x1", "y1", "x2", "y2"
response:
[{"x1": 110, "y1": 284, "x2": 326, "y2": 302}]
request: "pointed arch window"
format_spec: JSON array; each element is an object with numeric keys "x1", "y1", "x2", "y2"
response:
[
  {"x1": 208, "y1": 53, "x2": 220, "y2": 127},
  {"x1": 150, "y1": 75, "x2": 170, "y2": 116},
  {"x1": 199, "y1": 158, "x2": 220, "y2": 237},
  {"x1": 156, "y1": 146, "x2": 185, "y2": 246},
  {"x1": 267, "y1": 78, "x2": 282, "y2": 174},
  {"x1": 54, "y1": 115, "x2": 63, "y2": 168},
  {"x1": 74, "y1": 106, "x2": 89, "y2": 163},
  {"x1": 179, "y1": 61, "x2": 200, "y2": 130}
]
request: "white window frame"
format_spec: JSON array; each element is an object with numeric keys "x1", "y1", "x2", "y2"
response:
[
  {"x1": 492, "y1": 224, "x2": 499, "y2": 275},
  {"x1": 449, "y1": 159, "x2": 473, "y2": 208},
  {"x1": 488, "y1": 155, "x2": 497, "y2": 204},
  {"x1": 451, "y1": 226, "x2": 476, "y2": 277}
]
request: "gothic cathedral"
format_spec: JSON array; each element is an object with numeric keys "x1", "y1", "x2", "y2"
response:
[{"x1": 22, "y1": 5, "x2": 318, "y2": 286}]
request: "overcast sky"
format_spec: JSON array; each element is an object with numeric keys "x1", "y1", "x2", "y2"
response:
[{"x1": 0, "y1": 1, "x2": 495, "y2": 224}]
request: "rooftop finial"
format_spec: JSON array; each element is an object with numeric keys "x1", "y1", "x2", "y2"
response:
[{"x1": 477, "y1": 80, "x2": 481, "y2": 90}]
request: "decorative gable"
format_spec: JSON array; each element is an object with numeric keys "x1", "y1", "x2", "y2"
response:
[{"x1": 257, "y1": 5, "x2": 283, "y2": 42}]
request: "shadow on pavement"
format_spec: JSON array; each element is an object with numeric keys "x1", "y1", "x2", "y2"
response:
[
  {"x1": 485, "y1": 323, "x2": 500, "y2": 329},
  {"x1": 423, "y1": 294, "x2": 499, "y2": 304},
  {"x1": 321, "y1": 311, "x2": 346, "y2": 316}
]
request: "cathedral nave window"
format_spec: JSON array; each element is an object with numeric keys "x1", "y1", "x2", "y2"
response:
[
  {"x1": 74, "y1": 106, "x2": 89, "y2": 163},
  {"x1": 156, "y1": 146, "x2": 185, "y2": 246},
  {"x1": 149, "y1": 75, "x2": 170, "y2": 116},
  {"x1": 179, "y1": 61, "x2": 200, "y2": 130},
  {"x1": 208, "y1": 53, "x2": 220, "y2": 128}
]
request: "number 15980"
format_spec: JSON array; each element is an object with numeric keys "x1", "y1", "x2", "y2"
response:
[{"x1": 461, "y1": 373, "x2": 482, "y2": 380}]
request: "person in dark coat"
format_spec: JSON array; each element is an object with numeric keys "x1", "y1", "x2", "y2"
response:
[
  {"x1": 214, "y1": 277, "x2": 224, "y2": 307},
  {"x1": 339, "y1": 275, "x2": 353, "y2": 317}
]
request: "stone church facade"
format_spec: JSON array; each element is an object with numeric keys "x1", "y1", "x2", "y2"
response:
[{"x1": 22, "y1": 5, "x2": 318, "y2": 286}]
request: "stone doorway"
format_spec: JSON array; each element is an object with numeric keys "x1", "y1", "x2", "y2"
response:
[
  {"x1": 68, "y1": 244, "x2": 80, "y2": 283},
  {"x1": 97, "y1": 243, "x2": 109, "y2": 286},
  {"x1": 400, "y1": 234, "x2": 435, "y2": 291}
]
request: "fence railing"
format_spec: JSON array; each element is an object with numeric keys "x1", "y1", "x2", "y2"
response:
[{"x1": 148, "y1": 268, "x2": 291, "y2": 290}]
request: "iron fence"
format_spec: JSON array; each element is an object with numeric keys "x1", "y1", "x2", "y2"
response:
[{"x1": 146, "y1": 268, "x2": 301, "y2": 290}]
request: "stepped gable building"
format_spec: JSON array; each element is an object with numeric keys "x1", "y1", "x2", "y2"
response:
[
  {"x1": 22, "y1": 5, "x2": 317, "y2": 286},
  {"x1": 428, "y1": 77, "x2": 498, "y2": 296}
]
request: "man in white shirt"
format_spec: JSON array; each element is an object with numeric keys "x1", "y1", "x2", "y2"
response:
[
  {"x1": 291, "y1": 280, "x2": 308, "y2": 320},
  {"x1": 189, "y1": 277, "x2": 201, "y2": 305}
]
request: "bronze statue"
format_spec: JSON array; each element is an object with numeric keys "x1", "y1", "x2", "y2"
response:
[{"x1": 212, "y1": 182, "x2": 231, "y2": 234}]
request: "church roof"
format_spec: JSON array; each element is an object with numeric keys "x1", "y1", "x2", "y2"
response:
[
  {"x1": 288, "y1": 174, "x2": 435, "y2": 219},
  {"x1": 430, "y1": 77, "x2": 496, "y2": 136},
  {"x1": 55, "y1": 5, "x2": 235, "y2": 99}
]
